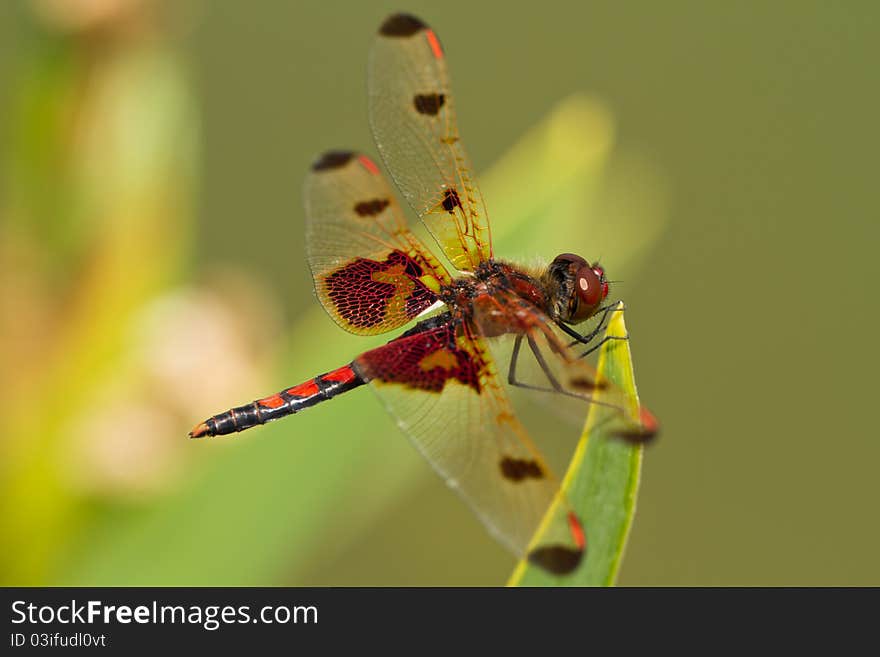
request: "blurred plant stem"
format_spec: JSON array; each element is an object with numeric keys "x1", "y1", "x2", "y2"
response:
[{"x1": 0, "y1": 5, "x2": 198, "y2": 584}]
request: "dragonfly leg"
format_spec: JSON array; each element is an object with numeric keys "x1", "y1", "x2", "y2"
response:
[
  {"x1": 526, "y1": 334, "x2": 565, "y2": 393},
  {"x1": 577, "y1": 334, "x2": 629, "y2": 359},
  {"x1": 507, "y1": 333, "x2": 593, "y2": 402},
  {"x1": 559, "y1": 302, "x2": 622, "y2": 348}
]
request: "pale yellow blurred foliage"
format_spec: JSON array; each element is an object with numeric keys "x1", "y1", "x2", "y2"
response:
[{"x1": 60, "y1": 277, "x2": 281, "y2": 498}]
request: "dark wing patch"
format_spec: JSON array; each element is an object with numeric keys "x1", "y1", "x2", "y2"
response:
[
  {"x1": 526, "y1": 545, "x2": 584, "y2": 575},
  {"x1": 324, "y1": 251, "x2": 436, "y2": 330},
  {"x1": 499, "y1": 457, "x2": 544, "y2": 482},
  {"x1": 353, "y1": 198, "x2": 391, "y2": 217},
  {"x1": 379, "y1": 13, "x2": 428, "y2": 37},
  {"x1": 441, "y1": 188, "x2": 462, "y2": 213},
  {"x1": 312, "y1": 150, "x2": 355, "y2": 171},
  {"x1": 355, "y1": 321, "x2": 481, "y2": 393},
  {"x1": 413, "y1": 93, "x2": 446, "y2": 116}
]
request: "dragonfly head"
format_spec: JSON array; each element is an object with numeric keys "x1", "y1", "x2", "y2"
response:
[{"x1": 546, "y1": 253, "x2": 609, "y2": 324}]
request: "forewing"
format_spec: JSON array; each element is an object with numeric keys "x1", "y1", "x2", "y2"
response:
[
  {"x1": 369, "y1": 14, "x2": 492, "y2": 272},
  {"x1": 353, "y1": 316, "x2": 585, "y2": 574},
  {"x1": 305, "y1": 150, "x2": 452, "y2": 335}
]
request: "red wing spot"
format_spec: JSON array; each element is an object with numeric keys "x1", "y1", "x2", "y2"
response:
[
  {"x1": 413, "y1": 93, "x2": 445, "y2": 116},
  {"x1": 527, "y1": 545, "x2": 583, "y2": 575},
  {"x1": 358, "y1": 155, "x2": 380, "y2": 175},
  {"x1": 499, "y1": 456, "x2": 544, "y2": 482},
  {"x1": 258, "y1": 394, "x2": 286, "y2": 409},
  {"x1": 286, "y1": 380, "x2": 320, "y2": 398},
  {"x1": 639, "y1": 407, "x2": 659, "y2": 434},
  {"x1": 324, "y1": 251, "x2": 436, "y2": 329},
  {"x1": 354, "y1": 198, "x2": 390, "y2": 217},
  {"x1": 322, "y1": 366, "x2": 357, "y2": 384},
  {"x1": 441, "y1": 188, "x2": 462, "y2": 214},
  {"x1": 425, "y1": 29, "x2": 443, "y2": 58},
  {"x1": 379, "y1": 13, "x2": 427, "y2": 37},
  {"x1": 357, "y1": 323, "x2": 481, "y2": 393},
  {"x1": 568, "y1": 512, "x2": 586, "y2": 550},
  {"x1": 312, "y1": 150, "x2": 354, "y2": 171}
]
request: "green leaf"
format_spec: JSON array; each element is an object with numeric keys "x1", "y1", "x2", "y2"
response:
[{"x1": 508, "y1": 304, "x2": 647, "y2": 586}]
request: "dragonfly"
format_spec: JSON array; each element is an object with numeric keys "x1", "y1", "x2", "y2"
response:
[{"x1": 190, "y1": 12, "x2": 657, "y2": 575}]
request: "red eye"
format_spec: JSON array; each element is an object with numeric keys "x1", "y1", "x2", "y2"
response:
[
  {"x1": 591, "y1": 265, "x2": 609, "y2": 301},
  {"x1": 576, "y1": 266, "x2": 602, "y2": 307}
]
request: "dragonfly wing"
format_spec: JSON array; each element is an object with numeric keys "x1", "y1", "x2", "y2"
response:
[
  {"x1": 368, "y1": 14, "x2": 492, "y2": 272},
  {"x1": 353, "y1": 315, "x2": 585, "y2": 574},
  {"x1": 305, "y1": 150, "x2": 452, "y2": 335}
]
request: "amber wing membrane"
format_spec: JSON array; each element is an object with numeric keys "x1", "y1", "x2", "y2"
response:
[
  {"x1": 352, "y1": 316, "x2": 585, "y2": 574},
  {"x1": 305, "y1": 150, "x2": 453, "y2": 335},
  {"x1": 368, "y1": 14, "x2": 492, "y2": 273}
]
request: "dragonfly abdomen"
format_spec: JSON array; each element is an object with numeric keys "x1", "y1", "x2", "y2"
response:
[{"x1": 189, "y1": 365, "x2": 364, "y2": 438}]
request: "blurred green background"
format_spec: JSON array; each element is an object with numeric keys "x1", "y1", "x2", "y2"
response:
[{"x1": 1, "y1": 0, "x2": 878, "y2": 586}]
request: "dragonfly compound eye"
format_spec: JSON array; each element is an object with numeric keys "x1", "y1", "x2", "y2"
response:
[
  {"x1": 575, "y1": 264, "x2": 602, "y2": 308},
  {"x1": 548, "y1": 253, "x2": 600, "y2": 323},
  {"x1": 590, "y1": 264, "x2": 609, "y2": 301}
]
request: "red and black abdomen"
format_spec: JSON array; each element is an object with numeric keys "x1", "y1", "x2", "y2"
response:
[{"x1": 189, "y1": 365, "x2": 364, "y2": 438}]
